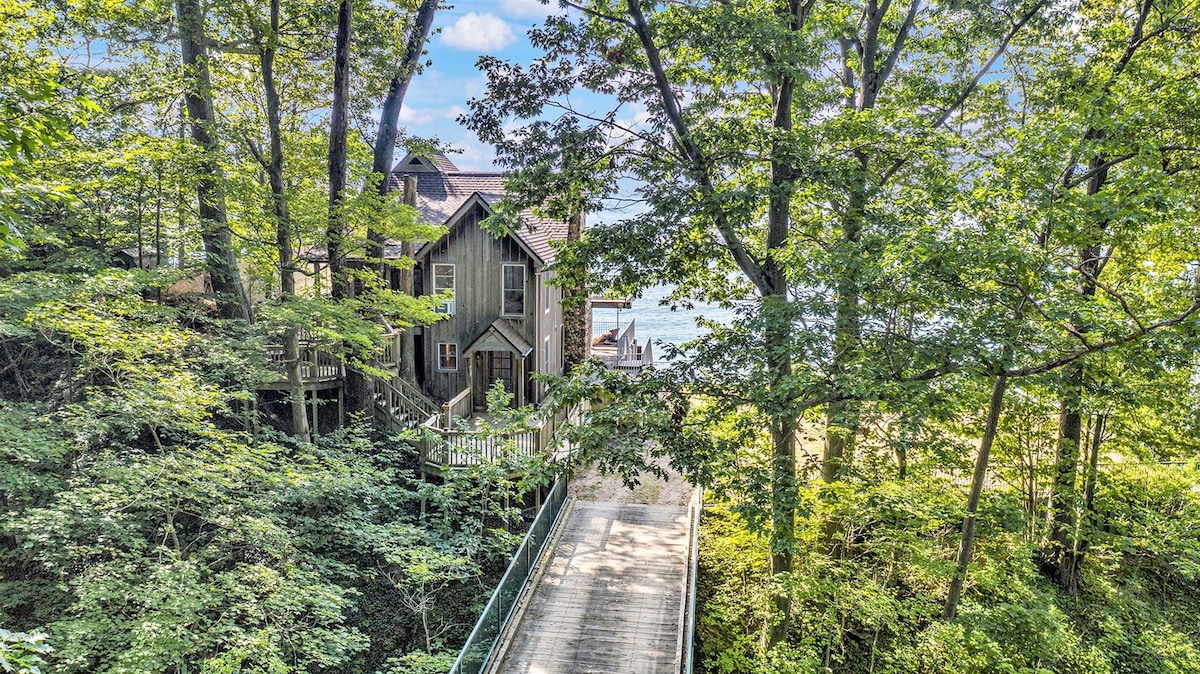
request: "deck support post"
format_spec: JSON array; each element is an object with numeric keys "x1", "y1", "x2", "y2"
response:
[{"x1": 310, "y1": 388, "x2": 319, "y2": 437}]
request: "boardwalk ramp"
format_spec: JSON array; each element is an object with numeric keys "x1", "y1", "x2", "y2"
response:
[{"x1": 495, "y1": 500, "x2": 693, "y2": 674}]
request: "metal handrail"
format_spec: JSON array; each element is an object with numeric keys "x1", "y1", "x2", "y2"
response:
[
  {"x1": 447, "y1": 476, "x2": 570, "y2": 674},
  {"x1": 681, "y1": 487, "x2": 702, "y2": 674}
]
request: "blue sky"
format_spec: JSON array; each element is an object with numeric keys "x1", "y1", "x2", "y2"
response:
[{"x1": 397, "y1": 0, "x2": 568, "y2": 171}]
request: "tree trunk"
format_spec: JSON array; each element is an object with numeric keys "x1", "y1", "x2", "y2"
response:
[
  {"x1": 327, "y1": 0, "x2": 353, "y2": 302},
  {"x1": 1050, "y1": 154, "x2": 1108, "y2": 594},
  {"x1": 1082, "y1": 414, "x2": 1104, "y2": 518},
  {"x1": 562, "y1": 211, "x2": 588, "y2": 372},
  {"x1": 1050, "y1": 359, "x2": 1084, "y2": 593},
  {"x1": 820, "y1": 164, "x2": 865, "y2": 558},
  {"x1": 621, "y1": 0, "x2": 800, "y2": 645},
  {"x1": 821, "y1": 0, "x2": 891, "y2": 480},
  {"x1": 176, "y1": 0, "x2": 251, "y2": 321},
  {"x1": 259, "y1": 0, "x2": 310, "y2": 443},
  {"x1": 895, "y1": 420, "x2": 912, "y2": 481},
  {"x1": 327, "y1": 0, "x2": 372, "y2": 419},
  {"x1": 1074, "y1": 412, "x2": 1105, "y2": 573},
  {"x1": 763, "y1": 62, "x2": 797, "y2": 647},
  {"x1": 397, "y1": 177, "x2": 418, "y2": 382},
  {"x1": 364, "y1": 0, "x2": 437, "y2": 390},
  {"x1": 367, "y1": 0, "x2": 438, "y2": 277},
  {"x1": 943, "y1": 374, "x2": 1008, "y2": 619}
]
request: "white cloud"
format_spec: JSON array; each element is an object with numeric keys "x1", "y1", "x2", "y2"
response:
[
  {"x1": 441, "y1": 12, "x2": 516, "y2": 52},
  {"x1": 498, "y1": 0, "x2": 561, "y2": 19},
  {"x1": 449, "y1": 136, "x2": 497, "y2": 171},
  {"x1": 397, "y1": 104, "x2": 465, "y2": 126},
  {"x1": 408, "y1": 70, "x2": 487, "y2": 106},
  {"x1": 611, "y1": 103, "x2": 653, "y2": 142}
]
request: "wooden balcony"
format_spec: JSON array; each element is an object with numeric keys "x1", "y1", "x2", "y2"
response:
[
  {"x1": 261, "y1": 329, "x2": 403, "y2": 391},
  {"x1": 261, "y1": 341, "x2": 345, "y2": 391}
]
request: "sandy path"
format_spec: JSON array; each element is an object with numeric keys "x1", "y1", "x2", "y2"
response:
[{"x1": 568, "y1": 452, "x2": 695, "y2": 507}]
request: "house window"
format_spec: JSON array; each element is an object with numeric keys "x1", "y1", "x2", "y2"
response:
[
  {"x1": 543, "y1": 335, "x2": 551, "y2": 373},
  {"x1": 544, "y1": 277, "x2": 551, "y2": 313},
  {"x1": 432, "y1": 263, "x2": 455, "y2": 314},
  {"x1": 437, "y1": 343, "x2": 458, "y2": 371},
  {"x1": 502, "y1": 263, "x2": 526, "y2": 317}
]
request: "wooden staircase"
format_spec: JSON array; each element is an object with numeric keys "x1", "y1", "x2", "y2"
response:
[{"x1": 373, "y1": 374, "x2": 440, "y2": 433}]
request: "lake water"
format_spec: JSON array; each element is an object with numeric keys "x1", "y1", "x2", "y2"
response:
[{"x1": 594, "y1": 285, "x2": 742, "y2": 355}]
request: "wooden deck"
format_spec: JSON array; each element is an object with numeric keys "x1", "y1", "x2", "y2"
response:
[
  {"x1": 260, "y1": 341, "x2": 344, "y2": 390},
  {"x1": 495, "y1": 501, "x2": 692, "y2": 674},
  {"x1": 417, "y1": 406, "x2": 573, "y2": 475},
  {"x1": 590, "y1": 319, "x2": 653, "y2": 372},
  {"x1": 260, "y1": 330, "x2": 402, "y2": 391},
  {"x1": 258, "y1": 332, "x2": 581, "y2": 476}
]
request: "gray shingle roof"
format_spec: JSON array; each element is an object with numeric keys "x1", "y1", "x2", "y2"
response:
[
  {"x1": 395, "y1": 151, "x2": 460, "y2": 173},
  {"x1": 389, "y1": 153, "x2": 568, "y2": 265},
  {"x1": 464, "y1": 318, "x2": 534, "y2": 357}
]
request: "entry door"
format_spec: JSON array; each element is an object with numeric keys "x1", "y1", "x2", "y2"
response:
[{"x1": 489, "y1": 351, "x2": 515, "y2": 401}]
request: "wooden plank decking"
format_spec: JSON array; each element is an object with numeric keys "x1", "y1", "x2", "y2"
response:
[{"x1": 495, "y1": 501, "x2": 691, "y2": 674}]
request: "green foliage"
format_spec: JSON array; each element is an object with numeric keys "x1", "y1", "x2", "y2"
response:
[
  {"x1": 0, "y1": 1, "x2": 96, "y2": 248},
  {"x1": 0, "y1": 271, "x2": 541, "y2": 671},
  {"x1": 0, "y1": 629, "x2": 52, "y2": 674},
  {"x1": 373, "y1": 650, "x2": 457, "y2": 674},
  {"x1": 699, "y1": 462, "x2": 1200, "y2": 674}
]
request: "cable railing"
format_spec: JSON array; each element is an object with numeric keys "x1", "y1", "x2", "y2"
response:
[{"x1": 447, "y1": 476, "x2": 570, "y2": 674}]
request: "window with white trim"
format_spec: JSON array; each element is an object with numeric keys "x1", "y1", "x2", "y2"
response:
[
  {"x1": 502, "y1": 263, "x2": 525, "y2": 317},
  {"x1": 437, "y1": 343, "x2": 458, "y2": 371},
  {"x1": 543, "y1": 335, "x2": 551, "y2": 373},
  {"x1": 544, "y1": 274, "x2": 551, "y2": 313},
  {"x1": 432, "y1": 263, "x2": 455, "y2": 314}
]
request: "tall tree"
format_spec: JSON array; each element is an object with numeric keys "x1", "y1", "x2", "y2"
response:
[
  {"x1": 1040, "y1": 0, "x2": 1200, "y2": 593},
  {"x1": 327, "y1": 0, "x2": 353, "y2": 303},
  {"x1": 176, "y1": 0, "x2": 252, "y2": 321},
  {"x1": 249, "y1": 0, "x2": 310, "y2": 442},
  {"x1": 465, "y1": 0, "x2": 1046, "y2": 641},
  {"x1": 367, "y1": 0, "x2": 437, "y2": 385}
]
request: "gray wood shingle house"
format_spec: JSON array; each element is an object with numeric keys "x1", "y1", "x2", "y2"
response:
[{"x1": 389, "y1": 152, "x2": 569, "y2": 411}]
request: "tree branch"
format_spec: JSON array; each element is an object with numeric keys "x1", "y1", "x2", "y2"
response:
[
  {"x1": 1005, "y1": 297, "x2": 1199, "y2": 377},
  {"x1": 564, "y1": 0, "x2": 633, "y2": 26},
  {"x1": 876, "y1": 0, "x2": 921, "y2": 90},
  {"x1": 879, "y1": 0, "x2": 1049, "y2": 184},
  {"x1": 623, "y1": 0, "x2": 769, "y2": 294}
]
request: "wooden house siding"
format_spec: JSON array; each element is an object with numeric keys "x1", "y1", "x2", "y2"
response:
[
  {"x1": 418, "y1": 202, "x2": 564, "y2": 404},
  {"x1": 536, "y1": 269, "x2": 563, "y2": 400}
]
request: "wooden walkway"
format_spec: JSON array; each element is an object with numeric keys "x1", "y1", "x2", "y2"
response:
[{"x1": 495, "y1": 501, "x2": 691, "y2": 674}]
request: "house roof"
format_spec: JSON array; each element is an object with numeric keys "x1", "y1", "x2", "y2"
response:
[
  {"x1": 463, "y1": 318, "x2": 534, "y2": 358},
  {"x1": 389, "y1": 152, "x2": 569, "y2": 266},
  {"x1": 395, "y1": 151, "x2": 461, "y2": 173}
]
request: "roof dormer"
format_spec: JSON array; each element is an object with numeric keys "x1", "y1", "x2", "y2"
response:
[{"x1": 394, "y1": 151, "x2": 459, "y2": 173}]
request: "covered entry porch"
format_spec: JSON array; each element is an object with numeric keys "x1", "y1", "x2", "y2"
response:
[{"x1": 464, "y1": 318, "x2": 534, "y2": 411}]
